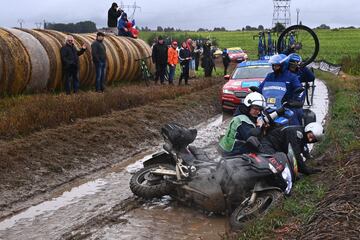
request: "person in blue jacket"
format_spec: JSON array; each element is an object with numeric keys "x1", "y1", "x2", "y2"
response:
[
  {"x1": 258, "y1": 54, "x2": 303, "y2": 125},
  {"x1": 287, "y1": 53, "x2": 316, "y2": 125}
]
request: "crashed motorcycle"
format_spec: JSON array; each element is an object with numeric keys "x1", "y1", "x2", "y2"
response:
[{"x1": 129, "y1": 123, "x2": 298, "y2": 230}]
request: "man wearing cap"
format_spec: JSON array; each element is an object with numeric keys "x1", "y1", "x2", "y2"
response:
[
  {"x1": 108, "y1": 2, "x2": 123, "y2": 34},
  {"x1": 167, "y1": 41, "x2": 178, "y2": 84},
  {"x1": 151, "y1": 36, "x2": 168, "y2": 84},
  {"x1": 91, "y1": 32, "x2": 107, "y2": 92}
]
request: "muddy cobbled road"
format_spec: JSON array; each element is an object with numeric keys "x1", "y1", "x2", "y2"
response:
[{"x1": 0, "y1": 80, "x2": 329, "y2": 240}]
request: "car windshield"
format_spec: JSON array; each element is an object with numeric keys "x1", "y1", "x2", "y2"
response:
[
  {"x1": 229, "y1": 50, "x2": 243, "y2": 54},
  {"x1": 232, "y1": 66, "x2": 272, "y2": 79}
]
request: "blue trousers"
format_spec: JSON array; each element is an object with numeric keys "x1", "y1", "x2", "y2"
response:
[{"x1": 95, "y1": 62, "x2": 106, "y2": 92}]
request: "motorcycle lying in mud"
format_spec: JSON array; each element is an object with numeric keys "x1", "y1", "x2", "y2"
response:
[{"x1": 129, "y1": 123, "x2": 298, "y2": 230}]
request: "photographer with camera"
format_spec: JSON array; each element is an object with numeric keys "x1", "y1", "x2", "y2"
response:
[{"x1": 107, "y1": 2, "x2": 123, "y2": 34}]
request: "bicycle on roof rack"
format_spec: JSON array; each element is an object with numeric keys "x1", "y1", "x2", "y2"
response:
[
  {"x1": 253, "y1": 30, "x2": 277, "y2": 59},
  {"x1": 135, "y1": 56, "x2": 154, "y2": 86}
]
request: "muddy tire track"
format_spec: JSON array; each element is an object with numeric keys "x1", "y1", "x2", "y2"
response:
[{"x1": 0, "y1": 82, "x2": 222, "y2": 219}]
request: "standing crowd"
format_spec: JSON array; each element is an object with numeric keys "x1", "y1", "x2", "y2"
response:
[
  {"x1": 151, "y1": 36, "x2": 218, "y2": 86},
  {"x1": 60, "y1": 2, "x2": 223, "y2": 94}
]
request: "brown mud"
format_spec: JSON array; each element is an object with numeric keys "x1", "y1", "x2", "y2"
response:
[{"x1": 0, "y1": 79, "x2": 222, "y2": 219}]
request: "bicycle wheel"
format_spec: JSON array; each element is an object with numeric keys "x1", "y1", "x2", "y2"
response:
[
  {"x1": 143, "y1": 70, "x2": 150, "y2": 86},
  {"x1": 277, "y1": 25, "x2": 319, "y2": 67}
]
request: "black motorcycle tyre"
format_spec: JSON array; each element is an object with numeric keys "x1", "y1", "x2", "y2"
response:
[
  {"x1": 129, "y1": 164, "x2": 175, "y2": 199},
  {"x1": 230, "y1": 190, "x2": 283, "y2": 230}
]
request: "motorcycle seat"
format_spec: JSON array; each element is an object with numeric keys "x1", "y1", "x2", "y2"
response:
[{"x1": 188, "y1": 145, "x2": 213, "y2": 164}]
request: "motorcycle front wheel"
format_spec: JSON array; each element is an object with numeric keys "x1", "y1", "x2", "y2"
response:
[
  {"x1": 229, "y1": 190, "x2": 283, "y2": 231},
  {"x1": 129, "y1": 164, "x2": 175, "y2": 199}
]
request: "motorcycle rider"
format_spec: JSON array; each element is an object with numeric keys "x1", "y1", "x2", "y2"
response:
[
  {"x1": 260, "y1": 122, "x2": 324, "y2": 175},
  {"x1": 258, "y1": 54, "x2": 303, "y2": 125},
  {"x1": 219, "y1": 92, "x2": 266, "y2": 156}
]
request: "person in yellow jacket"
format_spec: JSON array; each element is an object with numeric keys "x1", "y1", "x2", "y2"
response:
[{"x1": 167, "y1": 41, "x2": 179, "y2": 84}]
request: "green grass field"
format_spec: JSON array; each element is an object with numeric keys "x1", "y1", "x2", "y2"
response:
[{"x1": 140, "y1": 29, "x2": 360, "y2": 65}]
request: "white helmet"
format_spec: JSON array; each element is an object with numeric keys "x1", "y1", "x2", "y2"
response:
[
  {"x1": 305, "y1": 122, "x2": 324, "y2": 142},
  {"x1": 244, "y1": 92, "x2": 266, "y2": 109}
]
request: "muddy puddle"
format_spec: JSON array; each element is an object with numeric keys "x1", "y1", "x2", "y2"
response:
[
  {"x1": 0, "y1": 80, "x2": 328, "y2": 240},
  {"x1": 90, "y1": 201, "x2": 227, "y2": 240}
]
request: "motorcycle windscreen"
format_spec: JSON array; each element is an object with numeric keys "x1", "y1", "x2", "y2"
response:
[{"x1": 262, "y1": 81, "x2": 287, "y2": 108}]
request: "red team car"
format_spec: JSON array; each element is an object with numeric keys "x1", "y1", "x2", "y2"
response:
[
  {"x1": 227, "y1": 47, "x2": 249, "y2": 63},
  {"x1": 221, "y1": 60, "x2": 272, "y2": 112}
]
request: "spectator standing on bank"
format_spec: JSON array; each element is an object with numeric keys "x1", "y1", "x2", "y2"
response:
[
  {"x1": 152, "y1": 36, "x2": 168, "y2": 84},
  {"x1": 222, "y1": 48, "x2": 231, "y2": 75},
  {"x1": 178, "y1": 42, "x2": 191, "y2": 85},
  {"x1": 60, "y1": 35, "x2": 87, "y2": 95},
  {"x1": 202, "y1": 40, "x2": 214, "y2": 77},
  {"x1": 186, "y1": 39, "x2": 196, "y2": 78},
  {"x1": 167, "y1": 41, "x2": 178, "y2": 85},
  {"x1": 107, "y1": 2, "x2": 123, "y2": 34},
  {"x1": 91, "y1": 32, "x2": 107, "y2": 93},
  {"x1": 194, "y1": 42, "x2": 202, "y2": 71}
]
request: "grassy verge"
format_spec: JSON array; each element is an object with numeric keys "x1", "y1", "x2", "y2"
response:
[
  {"x1": 0, "y1": 78, "x2": 221, "y2": 140},
  {"x1": 340, "y1": 53, "x2": 360, "y2": 75},
  {"x1": 232, "y1": 70, "x2": 360, "y2": 239}
]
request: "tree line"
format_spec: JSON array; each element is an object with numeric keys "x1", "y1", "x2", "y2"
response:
[
  {"x1": 45, "y1": 21, "x2": 97, "y2": 33},
  {"x1": 44, "y1": 20, "x2": 359, "y2": 34}
]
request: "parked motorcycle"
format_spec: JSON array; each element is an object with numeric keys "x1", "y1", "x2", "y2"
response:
[{"x1": 129, "y1": 123, "x2": 298, "y2": 230}]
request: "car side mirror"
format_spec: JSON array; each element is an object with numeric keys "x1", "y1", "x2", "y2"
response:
[
  {"x1": 224, "y1": 75, "x2": 230, "y2": 81},
  {"x1": 249, "y1": 86, "x2": 260, "y2": 93}
]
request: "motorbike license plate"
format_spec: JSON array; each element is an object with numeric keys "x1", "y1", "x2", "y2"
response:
[{"x1": 267, "y1": 98, "x2": 276, "y2": 104}]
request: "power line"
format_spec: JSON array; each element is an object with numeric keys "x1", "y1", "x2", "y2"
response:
[
  {"x1": 119, "y1": 1, "x2": 141, "y2": 20},
  {"x1": 272, "y1": 0, "x2": 291, "y2": 28}
]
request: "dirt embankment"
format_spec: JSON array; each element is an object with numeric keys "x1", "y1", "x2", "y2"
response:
[
  {"x1": 0, "y1": 80, "x2": 222, "y2": 218},
  {"x1": 286, "y1": 150, "x2": 360, "y2": 240}
]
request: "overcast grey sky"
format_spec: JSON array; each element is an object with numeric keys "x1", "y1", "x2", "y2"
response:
[{"x1": 0, "y1": 0, "x2": 359, "y2": 30}]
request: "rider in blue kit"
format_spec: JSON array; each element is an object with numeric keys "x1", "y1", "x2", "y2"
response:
[
  {"x1": 287, "y1": 53, "x2": 315, "y2": 125},
  {"x1": 258, "y1": 54, "x2": 303, "y2": 125}
]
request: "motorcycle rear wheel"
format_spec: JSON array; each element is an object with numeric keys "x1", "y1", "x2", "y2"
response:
[
  {"x1": 230, "y1": 190, "x2": 283, "y2": 231},
  {"x1": 129, "y1": 164, "x2": 175, "y2": 199}
]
